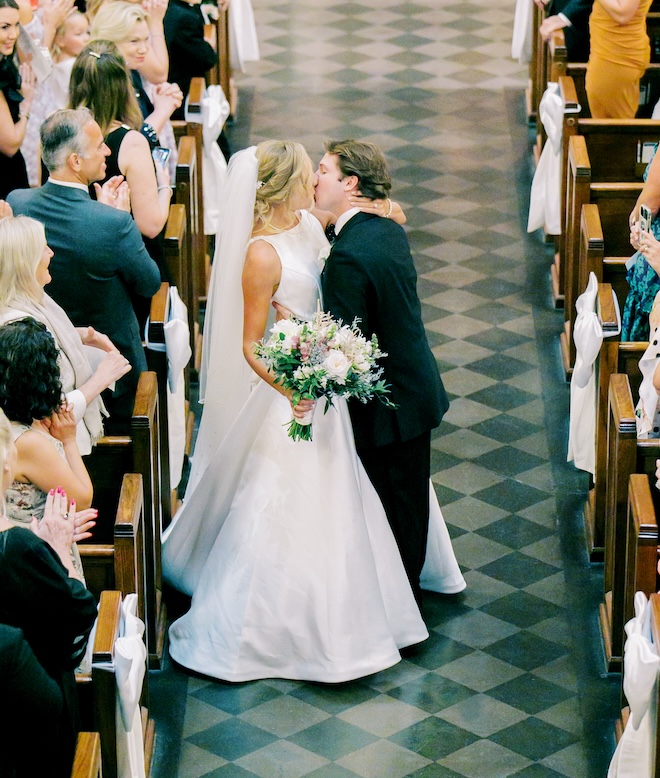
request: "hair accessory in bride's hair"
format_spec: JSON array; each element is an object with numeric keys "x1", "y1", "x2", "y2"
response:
[
  {"x1": 88, "y1": 51, "x2": 102, "y2": 59},
  {"x1": 256, "y1": 180, "x2": 265, "y2": 190}
]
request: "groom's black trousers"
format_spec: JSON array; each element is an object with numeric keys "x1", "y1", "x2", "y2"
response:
[{"x1": 357, "y1": 432, "x2": 431, "y2": 608}]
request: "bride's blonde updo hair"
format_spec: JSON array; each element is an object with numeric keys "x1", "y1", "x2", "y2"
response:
[{"x1": 254, "y1": 140, "x2": 312, "y2": 230}]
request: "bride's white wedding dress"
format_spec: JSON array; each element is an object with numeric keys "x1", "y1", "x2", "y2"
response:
[{"x1": 162, "y1": 151, "x2": 465, "y2": 683}]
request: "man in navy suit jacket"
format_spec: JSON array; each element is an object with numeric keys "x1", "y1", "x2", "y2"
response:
[
  {"x1": 537, "y1": 0, "x2": 594, "y2": 61},
  {"x1": 8, "y1": 108, "x2": 161, "y2": 429},
  {"x1": 318, "y1": 140, "x2": 449, "y2": 607}
]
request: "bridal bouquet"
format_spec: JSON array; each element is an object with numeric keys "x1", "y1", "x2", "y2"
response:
[{"x1": 255, "y1": 308, "x2": 394, "y2": 441}]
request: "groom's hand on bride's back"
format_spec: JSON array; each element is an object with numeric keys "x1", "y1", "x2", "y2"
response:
[{"x1": 272, "y1": 301, "x2": 293, "y2": 321}]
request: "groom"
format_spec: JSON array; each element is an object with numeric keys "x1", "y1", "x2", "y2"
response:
[{"x1": 317, "y1": 140, "x2": 449, "y2": 607}]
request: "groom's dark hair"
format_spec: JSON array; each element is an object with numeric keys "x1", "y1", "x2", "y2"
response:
[{"x1": 325, "y1": 140, "x2": 392, "y2": 201}]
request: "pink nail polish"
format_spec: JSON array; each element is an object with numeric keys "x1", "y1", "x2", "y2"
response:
[{"x1": 49, "y1": 489, "x2": 55, "y2": 495}]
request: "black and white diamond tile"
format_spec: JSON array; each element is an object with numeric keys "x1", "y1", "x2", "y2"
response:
[{"x1": 147, "y1": 0, "x2": 624, "y2": 776}]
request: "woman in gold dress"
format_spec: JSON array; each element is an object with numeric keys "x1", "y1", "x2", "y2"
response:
[{"x1": 586, "y1": 0, "x2": 652, "y2": 118}]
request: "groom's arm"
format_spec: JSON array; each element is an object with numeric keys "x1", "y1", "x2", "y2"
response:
[{"x1": 323, "y1": 246, "x2": 371, "y2": 335}]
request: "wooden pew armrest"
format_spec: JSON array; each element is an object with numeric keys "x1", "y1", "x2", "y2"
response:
[
  {"x1": 92, "y1": 590, "x2": 121, "y2": 663},
  {"x1": 597, "y1": 283, "x2": 618, "y2": 331},
  {"x1": 559, "y1": 75, "x2": 579, "y2": 112},
  {"x1": 609, "y1": 373, "x2": 637, "y2": 431}
]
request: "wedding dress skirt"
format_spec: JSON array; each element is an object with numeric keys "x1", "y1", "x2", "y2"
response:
[{"x1": 162, "y1": 208, "x2": 464, "y2": 683}]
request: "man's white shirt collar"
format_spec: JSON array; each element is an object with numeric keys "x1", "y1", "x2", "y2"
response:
[
  {"x1": 48, "y1": 177, "x2": 89, "y2": 192},
  {"x1": 334, "y1": 207, "x2": 360, "y2": 235}
]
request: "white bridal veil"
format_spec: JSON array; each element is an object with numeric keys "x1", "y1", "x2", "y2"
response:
[{"x1": 189, "y1": 146, "x2": 259, "y2": 494}]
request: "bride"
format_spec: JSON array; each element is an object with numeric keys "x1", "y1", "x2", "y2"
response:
[{"x1": 162, "y1": 141, "x2": 465, "y2": 683}]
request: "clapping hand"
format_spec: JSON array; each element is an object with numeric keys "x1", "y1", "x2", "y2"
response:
[
  {"x1": 79, "y1": 326, "x2": 117, "y2": 353},
  {"x1": 41, "y1": 0, "x2": 75, "y2": 35},
  {"x1": 18, "y1": 61, "x2": 36, "y2": 104},
  {"x1": 95, "y1": 350, "x2": 131, "y2": 386},
  {"x1": 71, "y1": 506, "x2": 97, "y2": 543},
  {"x1": 95, "y1": 175, "x2": 130, "y2": 211},
  {"x1": 142, "y1": 0, "x2": 168, "y2": 22},
  {"x1": 32, "y1": 487, "x2": 74, "y2": 553}
]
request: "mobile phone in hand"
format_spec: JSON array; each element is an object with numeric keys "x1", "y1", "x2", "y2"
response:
[
  {"x1": 152, "y1": 146, "x2": 171, "y2": 167},
  {"x1": 640, "y1": 203, "x2": 652, "y2": 235}
]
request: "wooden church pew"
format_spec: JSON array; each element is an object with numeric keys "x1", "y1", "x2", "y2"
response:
[
  {"x1": 175, "y1": 134, "x2": 205, "y2": 342},
  {"x1": 83, "y1": 372, "x2": 166, "y2": 668},
  {"x1": 561, "y1": 134, "x2": 643, "y2": 374},
  {"x1": 600, "y1": 374, "x2": 660, "y2": 670},
  {"x1": 552, "y1": 75, "x2": 660, "y2": 309},
  {"x1": 78, "y1": 473, "x2": 147, "y2": 629},
  {"x1": 71, "y1": 732, "x2": 102, "y2": 778},
  {"x1": 585, "y1": 302, "x2": 646, "y2": 559},
  {"x1": 78, "y1": 591, "x2": 154, "y2": 778},
  {"x1": 622, "y1": 474, "x2": 659, "y2": 633}
]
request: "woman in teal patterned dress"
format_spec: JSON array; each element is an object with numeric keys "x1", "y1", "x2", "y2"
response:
[{"x1": 623, "y1": 144, "x2": 660, "y2": 341}]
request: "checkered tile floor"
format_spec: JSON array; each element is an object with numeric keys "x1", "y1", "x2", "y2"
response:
[{"x1": 149, "y1": 1, "x2": 622, "y2": 776}]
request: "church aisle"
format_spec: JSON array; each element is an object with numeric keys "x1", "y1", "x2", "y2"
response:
[{"x1": 150, "y1": 1, "x2": 622, "y2": 775}]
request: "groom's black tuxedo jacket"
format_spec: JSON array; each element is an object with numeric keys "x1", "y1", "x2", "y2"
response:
[{"x1": 321, "y1": 212, "x2": 449, "y2": 451}]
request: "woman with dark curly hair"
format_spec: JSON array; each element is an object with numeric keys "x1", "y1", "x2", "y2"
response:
[{"x1": 0, "y1": 318, "x2": 95, "y2": 527}]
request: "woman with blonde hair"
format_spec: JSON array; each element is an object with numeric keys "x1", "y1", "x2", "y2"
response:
[
  {"x1": 0, "y1": 215, "x2": 131, "y2": 454},
  {"x1": 162, "y1": 141, "x2": 463, "y2": 683},
  {"x1": 69, "y1": 41, "x2": 172, "y2": 241},
  {"x1": 90, "y1": 0, "x2": 181, "y2": 156}
]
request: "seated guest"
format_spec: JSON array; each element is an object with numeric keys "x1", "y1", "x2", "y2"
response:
[
  {"x1": 0, "y1": 407, "x2": 97, "y2": 778},
  {"x1": 0, "y1": 624, "x2": 64, "y2": 778},
  {"x1": 7, "y1": 108, "x2": 161, "y2": 429},
  {"x1": 0, "y1": 318, "x2": 95, "y2": 516},
  {"x1": 0, "y1": 215, "x2": 131, "y2": 454},
  {"x1": 69, "y1": 41, "x2": 172, "y2": 262}
]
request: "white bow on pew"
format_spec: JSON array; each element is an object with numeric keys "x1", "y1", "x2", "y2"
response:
[
  {"x1": 115, "y1": 593, "x2": 147, "y2": 778},
  {"x1": 635, "y1": 322, "x2": 660, "y2": 438},
  {"x1": 185, "y1": 86, "x2": 230, "y2": 236},
  {"x1": 608, "y1": 592, "x2": 660, "y2": 777},
  {"x1": 528, "y1": 82, "x2": 565, "y2": 236},
  {"x1": 567, "y1": 273, "x2": 621, "y2": 475},
  {"x1": 511, "y1": 0, "x2": 533, "y2": 64},
  {"x1": 145, "y1": 287, "x2": 192, "y2": 488}
]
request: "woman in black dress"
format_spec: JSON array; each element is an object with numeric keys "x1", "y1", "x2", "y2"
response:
[
  {"x1": 0, "y1": 0, "x2": 35, "y2": 199},
  {"x1": 69, "y1": 41, "x2": 172, "y2": 319},
  {"x1": 0, "y1": 403, "x2": 97, "y2": 777}
]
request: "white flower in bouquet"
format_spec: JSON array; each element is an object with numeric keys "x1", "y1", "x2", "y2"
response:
[
  {"x1": 271, "y1": 318, "x2": 302, "y2": 353},
  {"x1": 323, "y1": 349, "x2": 352, "y2": 384}
]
